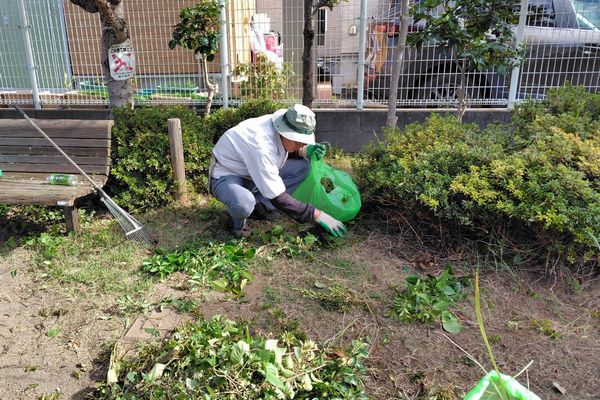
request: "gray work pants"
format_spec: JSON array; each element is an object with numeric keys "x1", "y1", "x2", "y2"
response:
[{"x1": 210, "y1": 158, "x2": 309, "y2": 230}]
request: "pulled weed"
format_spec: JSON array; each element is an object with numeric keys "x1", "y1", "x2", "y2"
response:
[
  {"x1": 142, "y1": 241, "x2": 255, "y2": 297},
  {"x1": 97, "y1": 315, "x2": 369, "y2": 399},
  {"x1": 389, "y1": 267, "x2": 469, "y2": 334},
  {"x1": 301, "y1": 280, "x2": 365, "y2": 312}
]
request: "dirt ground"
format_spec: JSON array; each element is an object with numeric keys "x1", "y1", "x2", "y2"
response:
[{"x1": 0, "y1": 213, "x2": 599, "y2": 399}]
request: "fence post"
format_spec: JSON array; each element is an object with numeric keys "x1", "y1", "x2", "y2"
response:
[
  {"x1": 508, "y1": 0, "x2": 529, "y2": 109},
  {"x1": 356, "y1": 0, "x2": 368, "y2": 110},
  {"x1": 168, "y1": 118, "x2": 190, "y2": 206},
  {"x1": 219, "y1": 0, "x2": 229, "y2": 108},
  {"x1": 17, "y1": 0, "x2": 41, "y2": 109}
]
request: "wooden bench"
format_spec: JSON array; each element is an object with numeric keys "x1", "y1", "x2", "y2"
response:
[{"x1": 0, "y1": 118, "x2": 113, "y2": 232}]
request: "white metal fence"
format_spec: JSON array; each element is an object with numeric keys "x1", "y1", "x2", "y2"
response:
[{"x1": 0, "y1": 0, "x2": 598, "y2": 109}]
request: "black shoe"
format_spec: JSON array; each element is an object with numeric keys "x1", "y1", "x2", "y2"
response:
[{"x1": 250, "y1": 202, "x2": 282, "y2": 221}]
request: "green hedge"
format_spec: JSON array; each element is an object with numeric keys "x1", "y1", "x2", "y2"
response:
[
  {"x1": 203, "y1": 99, "x2": 284, "y2": 143},
  {"x1": 355, "y1": 85, "x2": 600, "y2": 261},
  {"x1": 109, "y1": 106, "x2": 211, "y2": 209},
  {"x1": 109, "y1": 100, "x2": 284, "y2": 210}
]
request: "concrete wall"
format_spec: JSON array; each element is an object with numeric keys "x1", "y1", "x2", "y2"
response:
[
  {"x1": 0, "y1": 107, "x2": 511, "y2": 153},
  {"x1": 314, "y1": 108, "x2": 512, "y2": 152}
]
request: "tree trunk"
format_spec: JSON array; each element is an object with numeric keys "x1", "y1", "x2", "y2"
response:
[
  {"x1": 302, "y1": 0, "x2": 315, "y2": 107},
  {"x1": 457, "y1": 58, "x2": 467, "y2": 121},
  {"x1": 199, "y1": 55, "x2": 214, "y2": 115},
  {"x1": 70, "y1": 0, "x2": 133, "y2": 108},
  {"x1": 386, "y1": 0, "x2": 410, "y2": 128}
]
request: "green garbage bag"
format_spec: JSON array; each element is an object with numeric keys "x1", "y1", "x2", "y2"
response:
[
  {"x1": 292, "y1": 155, "x2": 361, "y2": 222},
  {"x1": 464, "y1": 371, "x2": 541, "y2": 400}
]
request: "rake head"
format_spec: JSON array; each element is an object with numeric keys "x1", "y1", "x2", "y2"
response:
[{"x1": 100, "y1": 196, "x2": 158, "y2": 247}]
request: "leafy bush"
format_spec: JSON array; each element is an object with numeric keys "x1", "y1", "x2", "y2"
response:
[
  {"x1": 203, "y1": 99, "x2": 284, "y2": 143},
  {"x1": 390, "y1": 267, "x2": 468, "y2": 334},
  {"x1": 97, "y1": 316, "x2": 369, "y2": 399},
  {"x1": 355, "y1": 87, "x2": 600, "y2": 262},
  {"x1": 233, "y1": 53, "x2": 294, "y2": 100},
  {"x1": 110, "y1": 106, "x2": 212, "y2": 209}
]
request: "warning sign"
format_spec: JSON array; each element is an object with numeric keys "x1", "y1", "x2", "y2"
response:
[{"x1": 108, "y1": 41, "x2": 135, "y2": 81}]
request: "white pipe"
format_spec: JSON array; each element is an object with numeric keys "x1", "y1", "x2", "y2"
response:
[
  {"x1": 508, "y1": 0, "x2": 529, "y2": 109},
  {"x1": 219, "y1": 0, "x2": 229, "y2": 108},
  {"x1": 17, "y1": 0, "x2": 41, "y2": 109},
  {"x1": 356, "y1": 0, "x2": 368, "y2": 110}
]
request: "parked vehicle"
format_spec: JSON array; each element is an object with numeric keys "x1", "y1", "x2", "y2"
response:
[{"x1": 364, "y1": 0, "x2": 600, "y2": 104}]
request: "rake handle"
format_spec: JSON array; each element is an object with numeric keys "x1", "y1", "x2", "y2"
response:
[{"x1": 12, "y1": 105, "x2": 105, "y2": 193}]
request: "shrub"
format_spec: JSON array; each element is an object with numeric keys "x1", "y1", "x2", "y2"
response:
[
  {"x1": 355, "y1": 94, "x2": 600, "y2": 263},
  {"x1": 203, "y1": 99, "x2": 284, "y2": 143},
  {"x1": 233, "y1": 53, "x2": 294, "y2": 100},
  {"x1": 109, "y1": 105, "x2": 212, "y2": 209}
]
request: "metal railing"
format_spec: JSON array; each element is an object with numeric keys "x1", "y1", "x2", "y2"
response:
[{"x1": 0, "y1": 0, "x2": 598, "y2": 109}]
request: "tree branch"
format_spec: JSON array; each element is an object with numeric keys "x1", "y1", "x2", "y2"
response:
[
  {"x1": 68, "y1": 0, "x2": 99, "y2": 13},
  {"x1": 312, "y1": 0, "x2": 338, "y2": 15},
  {"x1": 96, "y1": 0, "x2": 128, "y2": 43}
]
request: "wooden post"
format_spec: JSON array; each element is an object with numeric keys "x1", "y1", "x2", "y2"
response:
[
  {"x1": 167, "y1": 118, "x2": 189, "y2": 206},
  {"x1": 63, "y1": 205, "x2": 80, "y2": 232}
]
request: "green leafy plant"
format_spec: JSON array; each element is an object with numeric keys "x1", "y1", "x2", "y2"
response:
[
  {"x1": 26, "y1": 232, "x2": 68, "y2": 261},
  {"x1": 141, "y1": 241, "x2": 255, "y2": 297},
  {"x1": 390, "y1": 267, "x2": 468, "y2": 333},
  {"x1": 169, "y1": 0, "x2": 221, "y2": 114},
  {"x1": 530, "y1": 319, "x2": 563, "y2": 340},
  {"x1": 110, "y1": 105, "x2": 212, "y2": 209},
  {"x1": 97, "y1": 315, "x2": 369, "y2": 399},
  {"x1": 158, "y1": 296, "x2": 200, "y2": 315},
  {"x1": 116, "y1": 294, "x2": 152, "y2": 315},
  {"x1": 260, "y1": 225, "x2": 319, "y2": 258},
  {"x1": 233, "y1": 53, "x2": 294, "y2": 100},
  {"x1": 202, "y1": 98, "x2": 283, "y2": 143},
  {"x1": 46, "y1": 327, "x2": 61, "y2": 338}
]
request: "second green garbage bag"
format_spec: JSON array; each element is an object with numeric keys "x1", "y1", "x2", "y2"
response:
[{"x1": 292, "y1": 154, "x2": 361, "y2": 222}]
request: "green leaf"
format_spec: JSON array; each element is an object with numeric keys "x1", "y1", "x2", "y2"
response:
[
  {"x1": 442, "y1": 312, "x2": 462, "y2": 334},
  {"x1": 231, "y1": 340, "x2": 249, "y2": 364},
  {"x1": 271, "y1": 225, "x2": 284, "y2": 236},
  {"x1": 146, "y1": 363, "x2": 166, "y2": 383},
  {"x1": 46, "y1": 328, "x2": 61, "y2": 337},
  {"x1": 264, "y1": 363, "x2": 286, "y2": 391},
  {"x1": 211, "y1": 277, "x2": 229, "y2": 292},
  {"x1": 432, "y1": 300, "x2": 449, "y2": 311}
]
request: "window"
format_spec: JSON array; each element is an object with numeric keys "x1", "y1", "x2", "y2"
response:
[
  {"x1": 526, "y1": 0, "x2": 556, "y2": 26},
  {"x1": 317, "y1": 8, "x2": 327, "y2": 46}
]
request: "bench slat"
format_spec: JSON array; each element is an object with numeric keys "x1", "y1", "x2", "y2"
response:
[
  {"x1": 0, "y1": 119, "x2": 111, "y2": 139},
  {"x1": 0, "y1": 137, "x2": 110, "y2": 148},
  {"x1": 0, "y1": 183, "x2": 96, "y2": 205},
  {"x1": 0, "y1": 146, "x2": 111, "y2": 157},
  {"x1": 1, "y1": 155, "x2": 110, "y2": 165},
  {"x1": 2, "y1": 163, "x2": 109, "y2": 175}
]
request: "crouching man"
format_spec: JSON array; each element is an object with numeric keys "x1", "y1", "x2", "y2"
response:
[{"x1": 210, "y1": 104, "x2": 347, "y2": 238}]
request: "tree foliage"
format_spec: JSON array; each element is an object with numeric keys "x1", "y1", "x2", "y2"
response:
[
  {"x1": 169, "y1": 1, "x2": 221, "y2": 114},
  {"x1": 409, "y1": 0, "x2": 525, "y2": 119}
]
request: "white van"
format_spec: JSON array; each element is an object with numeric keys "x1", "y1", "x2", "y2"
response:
[{"x1": 364, "y1": 0, "x2": 600, "y2": 104}]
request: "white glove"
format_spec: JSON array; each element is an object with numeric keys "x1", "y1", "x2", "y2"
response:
[{"x1": 314, "y1": 210, "x2": 347, "y2": 237}]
